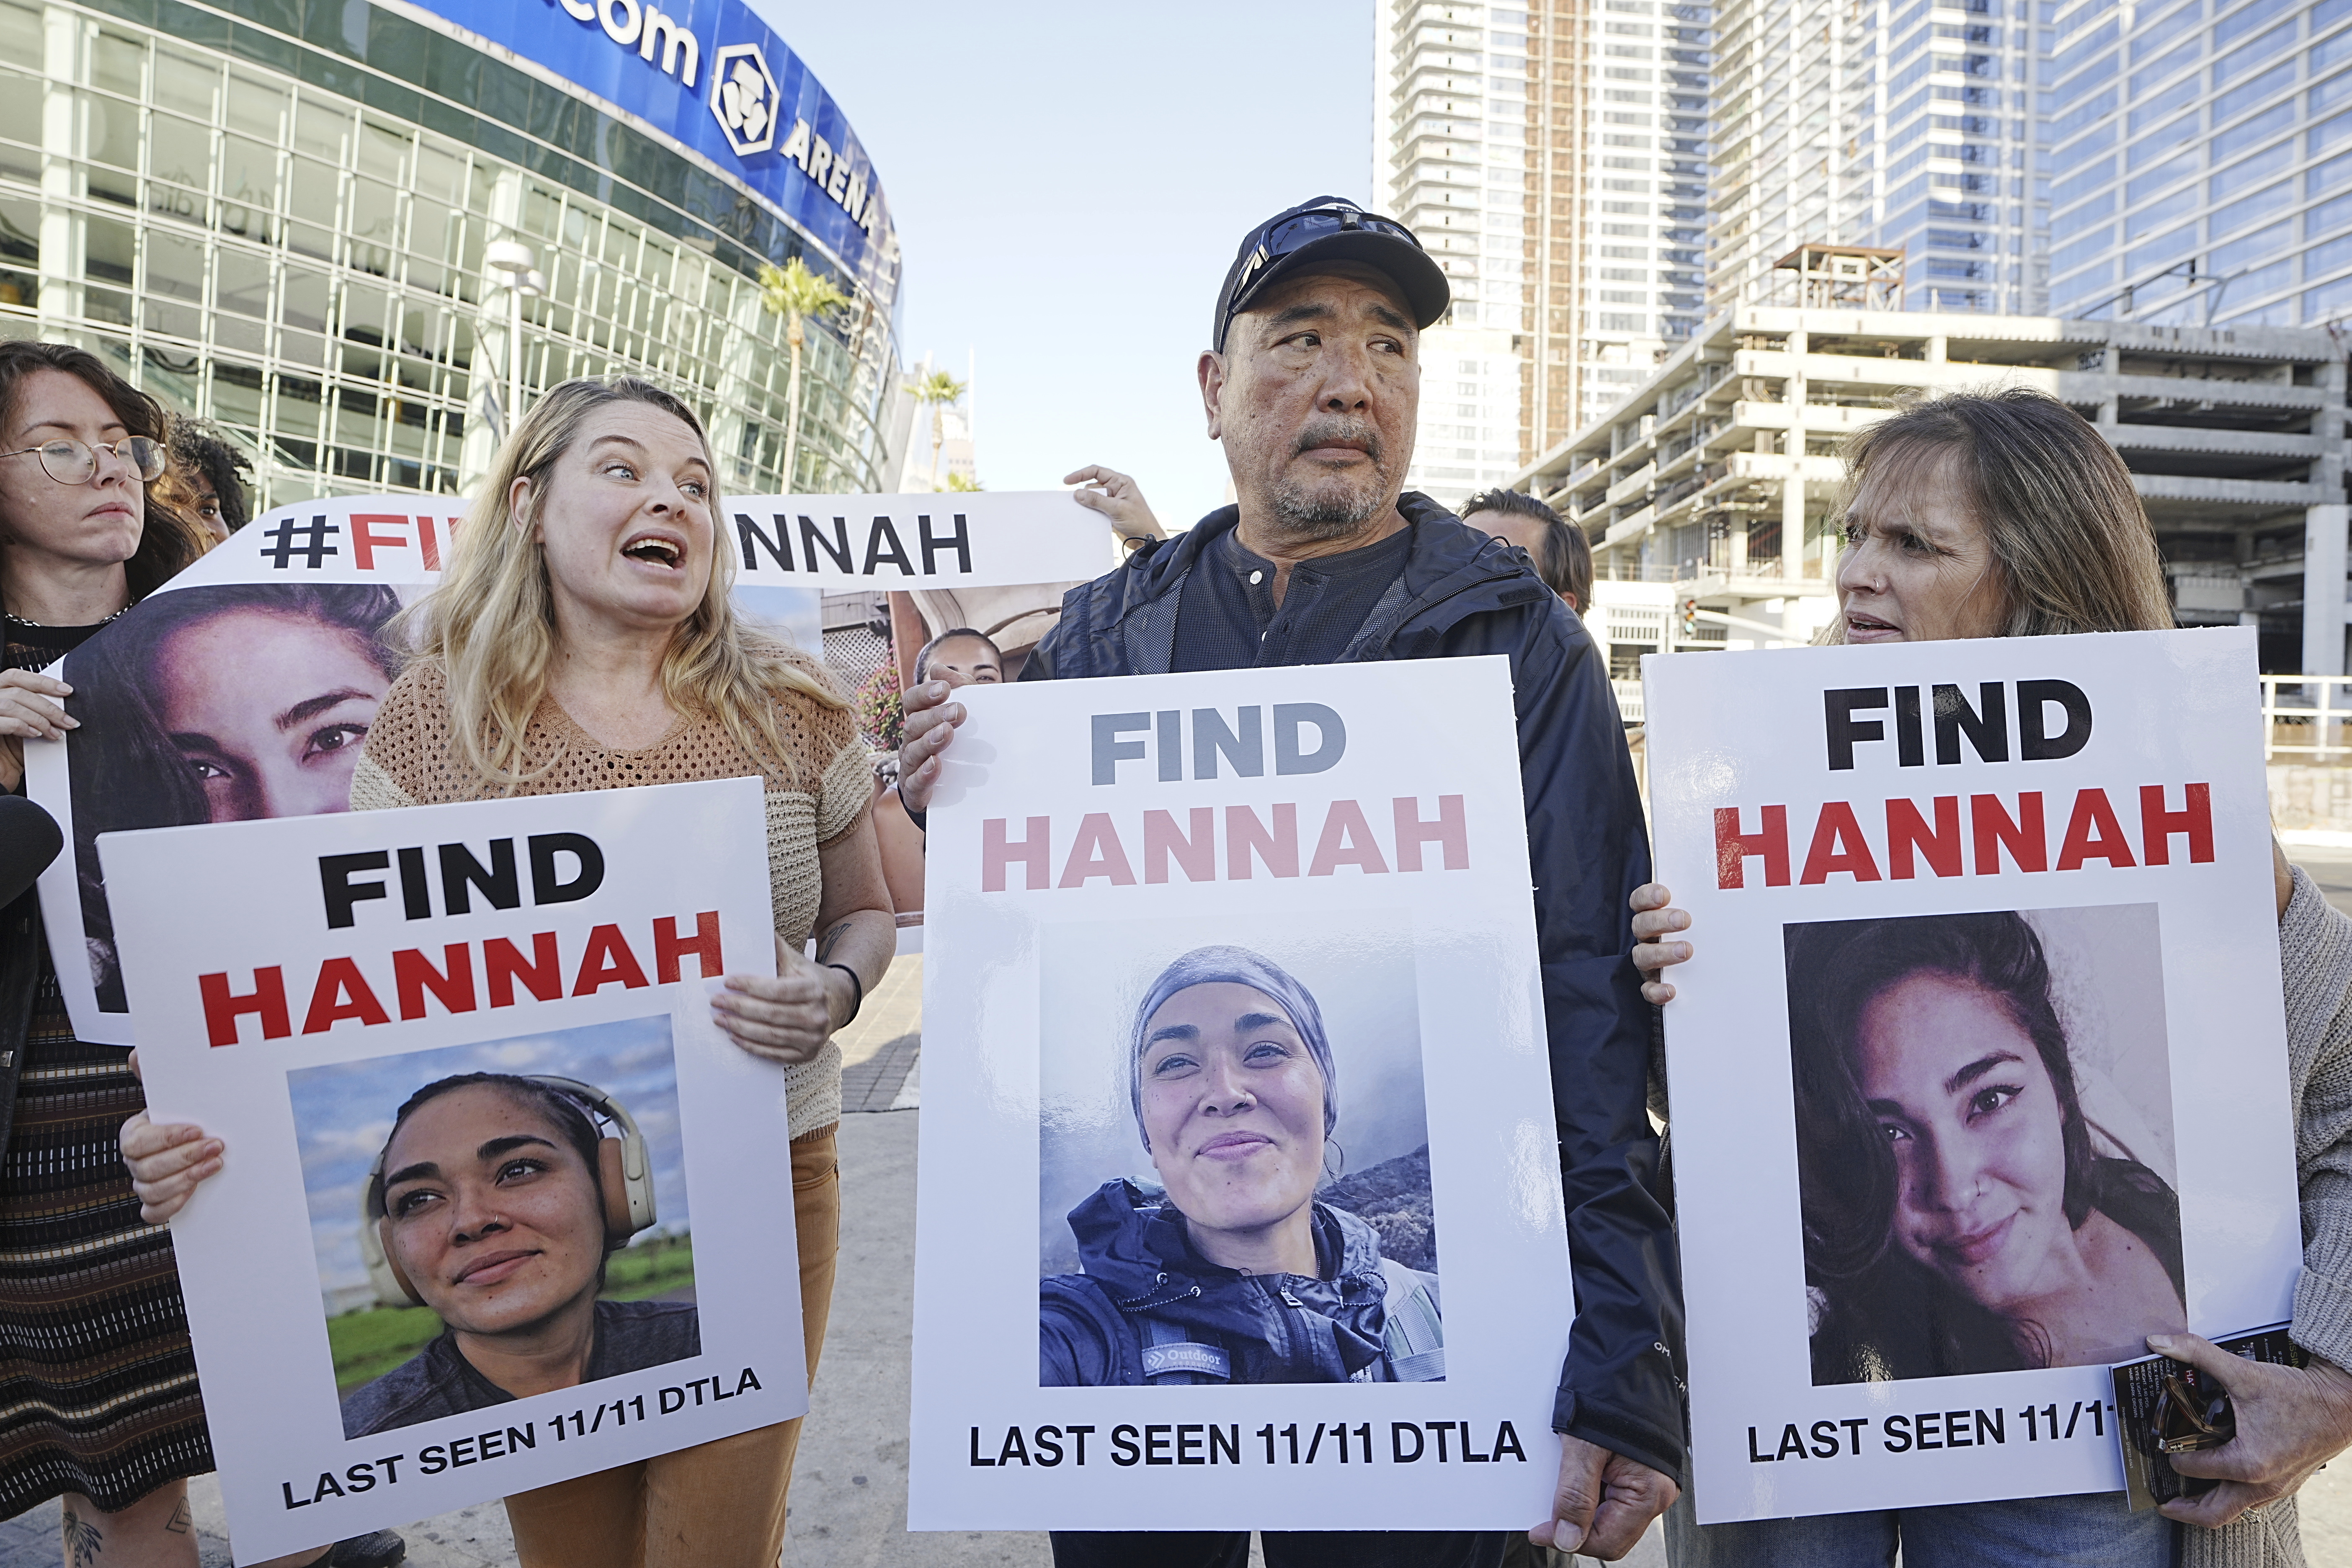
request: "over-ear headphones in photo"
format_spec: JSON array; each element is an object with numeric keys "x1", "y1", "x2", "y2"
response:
[{"x1": 356, "y1": 1074, "x2": 658, "y2": 1310}]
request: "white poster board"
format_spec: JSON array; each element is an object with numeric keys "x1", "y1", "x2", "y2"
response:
[
  {"x1": 909, "y1": 656, "x2": 1574, "y2": 1529},
  {"x1": 27, "y1": 487, "x2": 1106, "y2": 1045},
  {"x1": 103, "y1": 779, "x2": 804, "y2": 1560},
  {"x1": 730, "y1": 490, "x2": 1118, "y2": 590},
  {"x1": 1643, "y1": 628, "x2": 2299, "y2": 1523}
]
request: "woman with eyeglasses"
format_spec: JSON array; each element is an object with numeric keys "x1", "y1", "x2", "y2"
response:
[{"x1": 0, "y1": 343, "x2": 392, "y2": 1568}]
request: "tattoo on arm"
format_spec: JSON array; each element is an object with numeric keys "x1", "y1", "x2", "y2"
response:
[
  {"x1": 166, "y1": 1498, "x2": 192, "y2": 1534},
  {"x1": 62, "y1": 1507, "x2": 102, "y2": 1567},
  {"x1": 815, "y1": 919, "x2": 854, "y2": 960}
]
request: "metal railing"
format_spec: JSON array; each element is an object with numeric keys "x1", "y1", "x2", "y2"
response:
[{"x1": 2261, "y1": 675, "x2": 2352, "y2": 762}]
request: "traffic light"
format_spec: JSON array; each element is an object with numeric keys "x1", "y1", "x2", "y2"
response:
[{"x1": 1679, "y1": 597, "x2": 1699, "y2": 637}]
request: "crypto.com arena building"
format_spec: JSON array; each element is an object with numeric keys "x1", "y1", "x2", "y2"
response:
[{"x1": 0, "y1": 0, "x2": 906, "y2": 504}]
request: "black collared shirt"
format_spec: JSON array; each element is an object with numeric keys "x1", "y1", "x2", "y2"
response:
[{"x1": 1169, "y1": 522, "x2": 1415, "y2": 672}]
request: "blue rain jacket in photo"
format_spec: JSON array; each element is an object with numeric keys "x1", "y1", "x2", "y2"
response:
[
  {"x1": 1022, "y1": 495, "x2": 1685, "y2": 1483},
  {"x1": 1040, "y1": 1179, "x2": 1442, "y2": 1387}
]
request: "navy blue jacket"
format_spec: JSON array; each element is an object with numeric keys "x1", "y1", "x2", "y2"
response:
[
  {"x1": 1041, "y1": 1180, "x2": 1432, "y2": 1387},
  {"x1": 1023, "y1": 494, "x2": 1686, "y2": 1483}
]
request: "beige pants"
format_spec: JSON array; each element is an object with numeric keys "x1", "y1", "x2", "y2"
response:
[{"x1": 501, "y1": 1126, "x2": 842, "y2": 1568}]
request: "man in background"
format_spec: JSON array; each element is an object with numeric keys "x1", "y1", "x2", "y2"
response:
[{"x1": 1461, "y1": 488, "x2": 1591, "y2": 615}]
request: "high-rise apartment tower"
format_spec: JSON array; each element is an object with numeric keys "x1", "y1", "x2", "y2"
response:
[
  {"x1": 1706, "y1": 0, "x2": 2043, "y2": 314},
  {"x1": 1378, "y1": 0, "x2": 1710, "y2": 507}
]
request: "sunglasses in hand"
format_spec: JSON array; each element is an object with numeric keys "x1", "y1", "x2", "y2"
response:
[{"x1": 2152, "y1": 1369, "x2": 2236, "y2": 1455}]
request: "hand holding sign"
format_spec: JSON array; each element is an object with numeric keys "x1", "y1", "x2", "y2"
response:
[
  {"x1": 1628, "y1": 883, "x2": 1690, "y2": 1005},
  {"x1": 120, "y1": 1050, "x2": 224, "y2": 1225},
  {"x1": 1534, "y1": 1433, "x2": 1680, "y2": 1558},
  {"x1": 896, "y1": 679, "x2": 965, "y2": 815},
  {"x1": 2148, "y1": 1332, "x2": 2352, "y2": 1529},
  {"x1": 711, "y1": 935, "x2": 850, "y2": 1064},
  {"x1": 1062, "y1": 464, "x2": 1164, "y2": 544}
]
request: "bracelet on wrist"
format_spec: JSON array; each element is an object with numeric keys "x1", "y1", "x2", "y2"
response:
[{"x1": 823, "y1": 962, "x2": 864, "y2": 1027}]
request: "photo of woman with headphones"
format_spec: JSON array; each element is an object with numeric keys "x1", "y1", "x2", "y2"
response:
[{"x1": 336, "y1": 1070, "x2": 694, "y2": 1440}]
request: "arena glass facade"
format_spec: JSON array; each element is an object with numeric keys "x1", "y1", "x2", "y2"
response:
[{"x1": 0, "y1": 0, "x2": 907, "y2": 508}]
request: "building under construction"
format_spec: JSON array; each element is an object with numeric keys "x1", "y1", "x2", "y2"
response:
[{"x1": 1510, "y1": 245, "x2": 2352, "y2": 683}]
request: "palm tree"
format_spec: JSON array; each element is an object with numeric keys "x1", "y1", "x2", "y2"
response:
[
  {"x1": 758, "y1": 257, "x2": 851, "y2": 490},
  {"x1": 905, "y1": 368, "x2": 969, "y2": 490}
]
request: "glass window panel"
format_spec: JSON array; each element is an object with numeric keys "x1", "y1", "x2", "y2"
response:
[
  {"x1": 2124, "y1": 183, "x2": 2198, "y2": 239},
  {"x1": 213, "y1": 313, "x2": 264, "y2": 354},
  {"x1": 84, "y1": 93, "x2": 142, "y2": 177},
  {"x1": 2213, "y1": 218, "x2": 2290, "y2": 270},
  {"x1": 2303, "y1": 271, "x2": 2352, "y2": 316},
  {"x1": 2127, "y1": 149, "x2": 2200, "y2": 201},
  {"x1": 212, "y1": 250, "x2": 269, "y2": 319},
  {"x1": 0, "y1": 196, "x2": 36, "y2": 267},
  {"x1": 2130, "y1": 119, "x2": 2199, "y2": 166},
  {"x1": 342, "y1": 280, "x2": 391, "y2": 345},
  {"x1": 2216, "y1": 57, "x2": 2295, "y2": 119},
  {"x1": 346, "y1": 176, "x2": 400, "y2": 253},
  {"x1": 355, "y1": 118, "x2": 409, "y2": 184},
  {"x1": 143, "y1": 228, "x2": 204, "y2": 302},
  {"x1": 0, "y1": 67, "x2": 36, "y2": 150},
  {"x1": 2219, "y1": 100, "x2": 2295, "y2": 160},
  {"x1": 2309, "y1": 188, "x2": 2352, "y2": 235},
  {"x1": 147, "y1": 113, "x2": 212, "y2": 199},
  {"x1": 2210, "y1": 136, "x2": 2295, "y2": 193},
  {"x1": 291, "y1": 97, "x2": 345, "y2": 163},
  {"x1": 151, "y1": 47, "x2": 216, "y2": 121},
  {"x1": 2306, "y1": 229, "x2": 2352, "y2": 278},
  {"x1": 2215, "y1": 0, "x2": 2295, "y2": 48},
  {"x1": 2127, "y1": 76, "x2": 2196, "y2": 133},
  {"x1": 285, "y1": 221, "x2": 334, "y2": 264},
  {"x1": 223, "y1": 72, "x2": 286, "y2": 139},
  {"x1": 141, "y1": 295, "x2": 199, "y2": 341},
  {"x1": 2208, "y1": 177, "x2": 2295, "y2": 235},
  {"x1": 0, "y1": 2, "x2": 37, "y2": 64},
  {"x1": 83, "y1": 215, "x2": 134, "y2": 285},
  {"x1": 90, "y1": 29, "x2": 143, "y2": 101},
  {"x1": 219, "y1": 134, "x2": 281, "y2": 215},
  {"x1": 281, "y1": 269, "x2": 328, "y2": 333}
]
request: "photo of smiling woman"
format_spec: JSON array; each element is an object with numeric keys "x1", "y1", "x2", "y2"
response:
[
  {"x1": 338, "y1": 1071, "x2": 696, "y2": 1439},
  {"x1": 1787, "y1": 908, "x2": 2187, "y2": 1385},
  {"x1": 62, "y1": 582, "x2": 402, "y2": 1010},
  {"x1": 1040, "y1": 945, "x2": 1444, "y2": 1387}
]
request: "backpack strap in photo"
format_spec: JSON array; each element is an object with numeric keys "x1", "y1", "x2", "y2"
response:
[{"x1": 1377, "y1": 1257, "x2": 1447, "y2": 1382}]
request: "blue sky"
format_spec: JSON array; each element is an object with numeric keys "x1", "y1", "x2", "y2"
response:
[
  {"x1": 755, "y1": 0, "x2": 1373, "y2": 529},
  {"x1": 289, "y1": 1016, "x2": 690, "y2": 1310}
]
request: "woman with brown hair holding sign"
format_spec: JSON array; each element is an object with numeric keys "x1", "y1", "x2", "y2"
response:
[
  {"x1": 125, "y1": 375, "x2": 896, "y2": 1568},
  {"x1": 0, "y1": 345, "x2": 411, "y2": 1568},
  {"x1": 1635, "y1": 387, "x2": 2352, "y2": 1568}
]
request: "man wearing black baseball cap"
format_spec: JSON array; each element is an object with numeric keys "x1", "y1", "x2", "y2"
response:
[{"x1": 900, "y1": 197, "x2": 1679, "y2": 1565}]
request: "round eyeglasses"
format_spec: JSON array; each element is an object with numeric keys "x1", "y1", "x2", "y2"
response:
[{"x1": 0, "y1": 437, "x2": 167, "y2": 485}]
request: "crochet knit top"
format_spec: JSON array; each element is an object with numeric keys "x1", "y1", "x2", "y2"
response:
[{"x1": 350, "y1": 656, "x2": 870, "y2": 1139}]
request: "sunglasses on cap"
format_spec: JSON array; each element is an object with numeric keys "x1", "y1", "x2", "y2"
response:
[
  {"x1": 1233, "y1": 204, "x2": 1426, "y2": 293},
  {"x1": 1215, "y1": 196, "x2": 1448, "y2": 351}
]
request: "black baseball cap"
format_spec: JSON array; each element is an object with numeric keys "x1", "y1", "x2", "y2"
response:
[{"x1": 1212, "y1": 196, "x2": 1450, "y2": 352}]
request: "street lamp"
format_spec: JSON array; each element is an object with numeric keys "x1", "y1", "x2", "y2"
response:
[{"x1": 483, "y1": 239, "x2": 543, "y2": 436}]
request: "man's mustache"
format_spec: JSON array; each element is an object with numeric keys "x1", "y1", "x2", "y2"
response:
[{"x1": 1292, "y1": 419, "x2": 1384, "y2": 463}]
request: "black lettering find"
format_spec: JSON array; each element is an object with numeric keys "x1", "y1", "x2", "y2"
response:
[{"x1": 1713, "y1": 677, "x2": 2213, "y2": 889}]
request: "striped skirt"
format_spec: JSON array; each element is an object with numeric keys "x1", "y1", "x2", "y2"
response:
[{"x1": 0, "y1": 958, "x2": 210, "y2": 1518}]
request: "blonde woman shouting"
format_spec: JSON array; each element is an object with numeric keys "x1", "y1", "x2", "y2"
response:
[{"x1": 128, "y1": 376, "x2": 892, "y2": 1568}]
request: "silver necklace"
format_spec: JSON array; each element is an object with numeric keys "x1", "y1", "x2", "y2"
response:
[{"x1": 3, "y1": 603, "x2": 133, "y2": 629}]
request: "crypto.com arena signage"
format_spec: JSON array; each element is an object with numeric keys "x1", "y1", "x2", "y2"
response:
[{"x1": 404, "y1": 0, "x2": 895, "y2": 292}]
